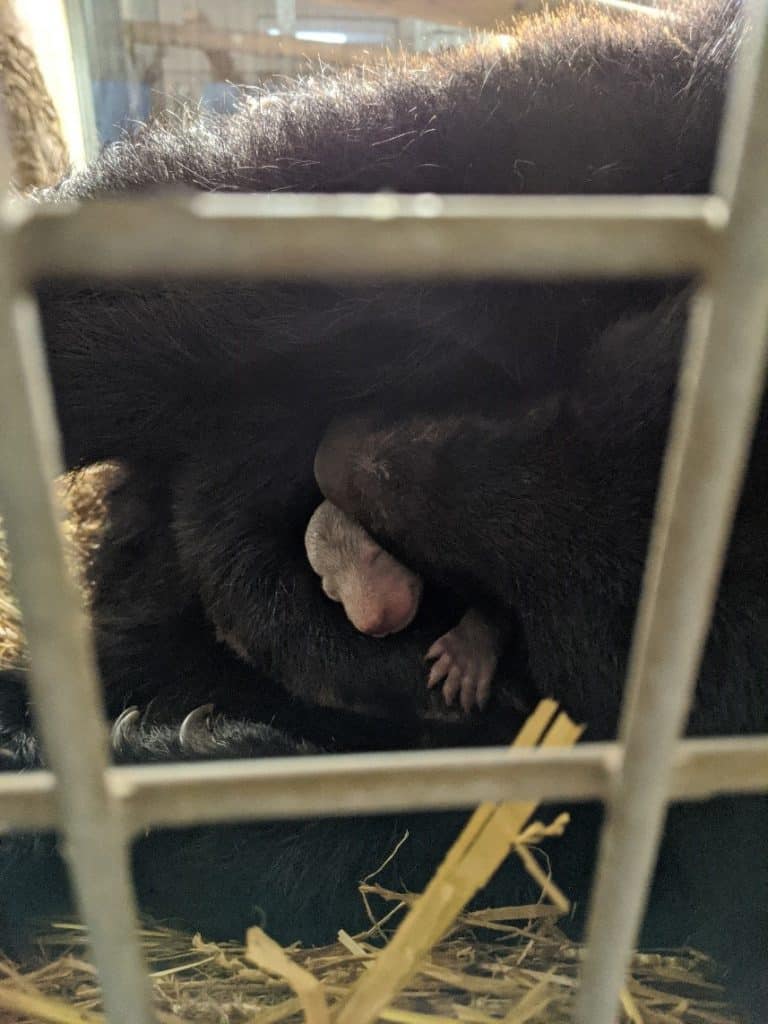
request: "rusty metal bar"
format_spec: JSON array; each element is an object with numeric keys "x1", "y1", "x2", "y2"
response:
[
  {"x1": 1, "y1": 735, "x2": 766, "y2": 835},
  {"x1": 576, "y1": 3, "x2": 768, "y2": 1021},
  {"x1": 12, "y1": 193, "x2": 724, "y2": 282}
]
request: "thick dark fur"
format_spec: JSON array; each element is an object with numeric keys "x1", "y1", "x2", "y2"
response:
[
  {"x1": 0, "y1": 672, "x2": 560, "y2": 950},
  {"x1": 1, "y1": 0, "x2": 765, "y2": 1014},
  {"x1": 312, "y1": 296, "x2": 768, "y2": 1009},
  {"x1": 29, "y1": 0, "x2": 740, "y2": 722},
  {"x1": 316, "y1": 296, "x2": 768, "y2": 741}
]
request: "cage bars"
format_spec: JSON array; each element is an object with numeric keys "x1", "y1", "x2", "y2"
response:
[
  {"x1": 0, "y1": 2, "x2": 766, "y2": 1022},
  {"x1": 0, "y1": 735, "x2": 766, "y2": 835},
  {"x1": 575, "y1": 5, "x2": 768, "y2": 1019},
  {"x1": 0, "y1": 269, "x2": 154, "y2": 1021},
  {"x1": 14, "y1": 193, "x2": 725, "y2": 282}
]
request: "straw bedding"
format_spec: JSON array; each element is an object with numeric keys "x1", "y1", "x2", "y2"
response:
[{"x1": 0, "y1": 889, "x2": 741, "y2": 1023}]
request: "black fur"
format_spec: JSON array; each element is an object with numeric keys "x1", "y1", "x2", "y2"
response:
[
  {"x1": 29, "y1": 0, "x2": 742, "y2": 722},
  {"x1": 1, "y1": 0, "x2": 765, "y2": 1015},
  {"x1": 313, "y1": 297, "x2": 768, "y2": 1008},
  {"x1": 316, "y1": 296, "x2": 768, "y2": 740}
]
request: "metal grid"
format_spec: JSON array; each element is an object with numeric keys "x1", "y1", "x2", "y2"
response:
[{"x1": 0, "y1": 3, "x2": 767, "y2": 1023}]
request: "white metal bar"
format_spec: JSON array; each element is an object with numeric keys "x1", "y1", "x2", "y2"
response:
[
  {"x1": 1, "y1": 736, "x2": 766, "y2": 834},
  {"x1": 0, "y1": 771, "x2": 56, "y2": 830},
  {"x1": 0, "y1": 199, "x2": 153, "y2": 1024},
  {"x1": 576, "y1": 4, "x2": 768, "y2": 1021},
  {"x1": 12, "y1": 193, "x2": 724, "y2": 281},
  {"x1": 102, "y1": 734, "x2": 768, "y2": 834}
]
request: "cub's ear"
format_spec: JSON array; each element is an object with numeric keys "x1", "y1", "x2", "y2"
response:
[{"x1": 313, "y1": 415, "x2": 369, "y2": 508}]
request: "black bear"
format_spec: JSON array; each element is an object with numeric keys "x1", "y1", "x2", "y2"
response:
[{"x1": 1, "y1": 0, "x2": 765, "y2": 1015}]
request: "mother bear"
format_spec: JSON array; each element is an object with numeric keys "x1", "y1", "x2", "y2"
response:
[{"x1": 1, "y1": 0, "x2": 765, "y2": 1015}]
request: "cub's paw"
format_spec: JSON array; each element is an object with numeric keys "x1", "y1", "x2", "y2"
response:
[{"x1": 425, "y1": 609, "x2": 501, "y2": 714}]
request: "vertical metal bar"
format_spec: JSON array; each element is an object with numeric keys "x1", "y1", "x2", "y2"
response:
[
  {"x1": 0, "y1": 121, "x2": 154, "y2": 1023},
  {"x1": 576, "y1": 4, "x2": 768, "y2": 1023}
]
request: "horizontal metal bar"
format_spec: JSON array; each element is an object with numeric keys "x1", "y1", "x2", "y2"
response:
[
  {"x1": 1, "y1": 736, "x2": 765, "y2": 834},
  {"x1": 106, "y1": 735, "x2": 768, "y2": 834},
  {"x1": 0, "y1": 771, "x2": 57, "y2": 830},
  {"x1": 576, "y1": 2, "x2": 768, "y2": 1020},
  {"x1": 10, "y1": 193, "x2": 726, "y2": 282},
  {"x1": 112, "y1": 744, "x2": 617, "y2": 834}
]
